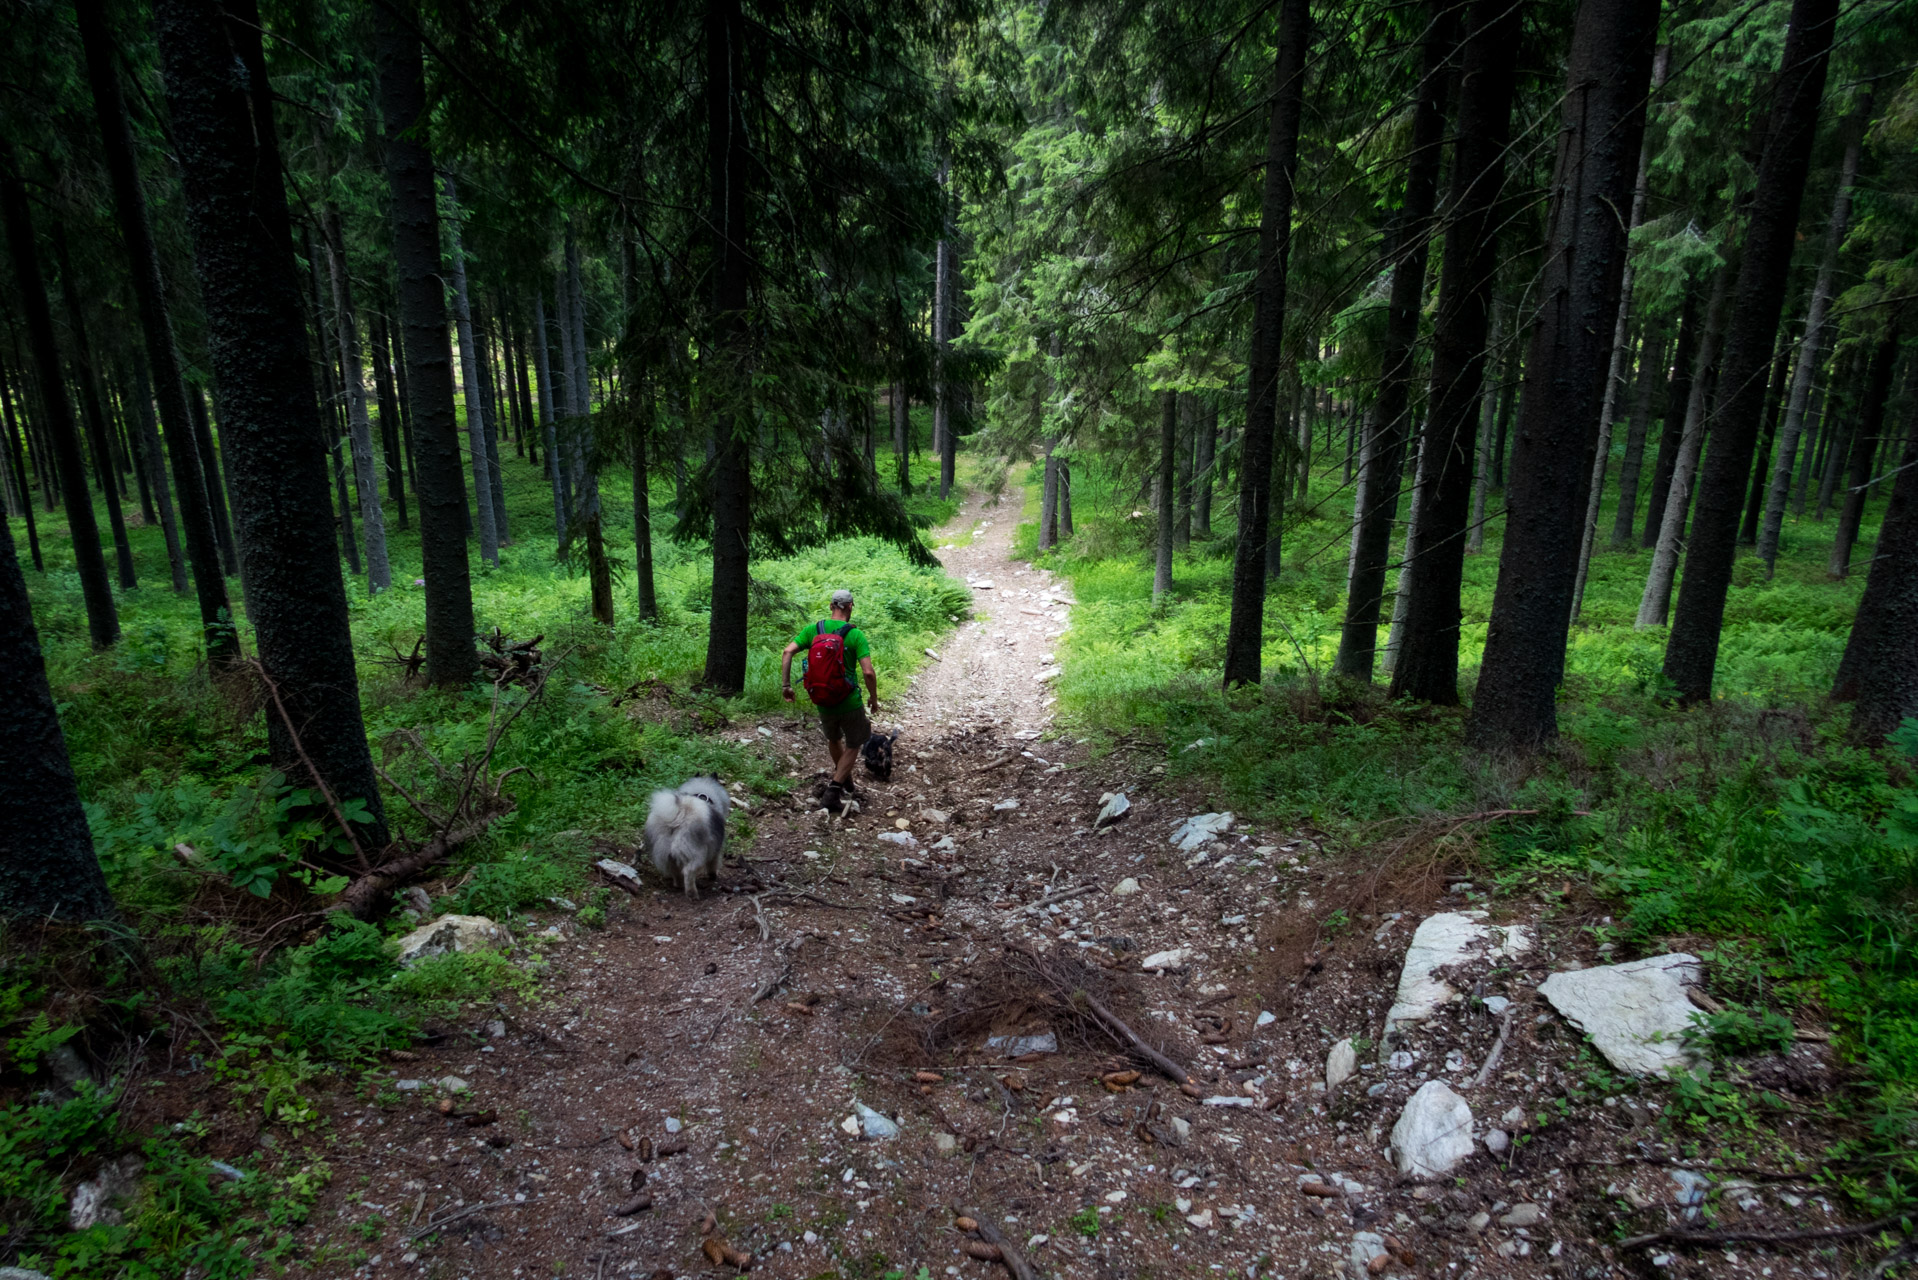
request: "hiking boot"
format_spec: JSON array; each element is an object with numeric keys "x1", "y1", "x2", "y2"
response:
[{"x1": 823, "y1": 782, "x2": 845, "y2": 814}]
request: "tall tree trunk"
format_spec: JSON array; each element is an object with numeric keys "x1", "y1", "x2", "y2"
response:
[
  {"x1": 1643, "y1": 289, "x2": 1698, "y2": 544},
  {"x1": 1665, "y1": 0, "x2": 1840, "y2": 703},
  {"x1": 123, "y1": 377, "x2": 157, "y2": 525},
  {"x1": 1740, "y1": 330, "x2": 1794, "y2": 543},
  {"x1": 620, "y1": 236, "x2": 657, "y2": 623},
  {"x1": 1639, "y1": 254, "x2": 1737, "y2": 627},
  {"x1": 1039, "y1": 436, "x2": 1059, "y2": 549},
  {"x1": 702, "y1": 0, "x2": 753, "y2": 695},
  {"x1": 1154, "y1": 390, "x2": 1176, "y2": 602},
  {"x1": 1794, "y1": 369, "x2": 1828, "y2": 513},
  {"x1": 0, "y1": 144, "x2": 119, "y2": 648},
  {"x1": 532, "y1": 291, "x2": 567, "y2": 536},
  {"x1": 186, "y1": 384, "x2": 238, "y2": 575},
  {"x1": 476, "y1": 308, "x2": 510, "y2": 544},
  {"x1": 1467, "y1": 306, "x2": 1504, "y2": 555},
  {"x1": 1832, "y1": 395, "x2": 1918, "y2": 742},
  {"x1": 131, "y1": 359, "x2": 188, "y2": 591},
  {"x1": 566, "y1": 228, "x2": 612, "y2": 626},
  {"x1": 1, "y1": 355, "x2": 43, "y2": 571},
  {"x1": 0, "y1": 512, "x2": 115, "y2": 919},
  {"x1": 1570, "y1": 45, "x2": 1668, "y2": 623},
  {"x1": 1390, "y1": 0, "x2": 1520, "y2": 704},
  {"x1": 891, "y1": 384, "x2": 911, "y2": 494},
  {"x1": 1610, "y1": 327, "x2": 1667, "y2": 547},
  {"x1": 1758, "y1": 93, "x2": 1869, "y2": 572},
  {"x1": 154, "y1": 0, "x2": 388, "y2": 846},
  {"x1": 1175, "y1": 394, "x2": 1194, "y2": 550},
  {"x1": 1466, "y1": 0, "x2": 1660, "y2": 749},
  {"x1": 52, "y1": 226, "x2": 140, "y2": 592},
  {"x1": 1221, "y1": 0, "x2": 1309, "y2": 688},
  {"x1": 370, "y1": 311, "x2": 407, "y2": 530},
  {"x1": 1336, "y1": 1, "x2": 1456, "y2": 680},
  {"x1": 1195, "y1": 400, "x2": 1217, "y2": 537},
  {"x1": 552, "y1": 267, "x2": 579, "y2": 527},
  {"x1": 1827, "y1": 327, "x2": 1899, "y2": 578},
  {"x1": 1060, "y1": 456, "x2": 1073, "y2": 536},
  {"x1": 512, "y1": 310, "x2": 538, "y2": 468},
  {"x1": 377, "y1": 0, "x2": 475, "y2": 688},
  {"x1": 440, "y1": 175, "x2": 499, "y2": 567},
  {"x1": 78, "y1": 0, "x2": 235, "y2": 655},
  {"x1": 321, "y1": 210, "x2": 391, "y2": 592},
  {"x1": 1814, "y1": 356, "x2": 1855, "y2": 519}
]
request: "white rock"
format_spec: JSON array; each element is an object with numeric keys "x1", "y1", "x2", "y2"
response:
[
  {"x1": 1256, "y1": 1010, "x2": 1277, "y2": 1028},
  {"x1": 1502, "y1": 1105, "x2": 1527, "y2": 1128},
  {"x1": 1538, "y1": 953, "x2": 1702, "y2": 1076},
  {"x1": 1325, "y1": 1038, "x2": 1358, "y2": 1091},
  {"x1": 0, "y1": 1269, "x2": 55, "y2": 1280},
  {"x1": 394, "y1": 1079, "x2": 423, "y2": 1091},
  {"x1": 1391, "y1": 1081, "x2": 1476, "y2": 1180},
  {"x1": 1112, "y1": 877, "x2": 1140, "y2": 896},
  {"x1": 1169, "y1": 812, "x2": 1233, "y2": 852},
  {"x1": 1169, "y1": 1117, "x2": 1191, "y2": 1143},
  {"x1": 993, "y1": 799, "x2": 1020, "y2": 811},
  {"x1": 1202, "y1": 1096, "x2": 1255, "y2": 1107},
  {"x1": 1141, "y1": 948, "x2": 1190, "y2": 971},
  {"x1": 1103, "y1": 1190, "x2": 1126, "y2": 1203},
  {"x1": 1184, "y1": 1209, "x2": 1214, "y2": 1229},
  {"x1": 665, "y1": 1116, "x2": 682, "y2": 1133},
  {"x1": 1348, "y1": 1231, "x2": 1388, "y2": 1280},
  {"x1": 1483, "y1": 995, "x2": 1511, "y2": 1016},
  {"x1": 970, "y1": 579, "x2": 994, "y2": 590},
  {"x1": 920, "y1": 809, "x2": 950, "y2": 825},
  {"x1": 877, "y1": 831, "x2": 918, "y2": 848},
  {"x1": 393, "y1": 914, "x2": 513, "y2": 967},
  {"x1": 852, "y1": 1102, "x2": 898, "y2": 1139},
  {"x1": 933, "y1": 1132, "x2": 957, "y2": 1155},
  {"x1": 1484, "y1": 1129, "x2": 1511, "y2": 1155},
  {"x1": 67, "y1": 1155, "x2": 142, "y2": 1230},
  {"x1": 438, "y1": 1076, "x2": 468, "y2": 1093},
  {"x1": 1095, "y1": 793, "x2": 1131, "y2": 829},
  {"x1": 1500, "y1": 1202, "x2": 1545, "y2": 1227},
  {"x1": 1385, "y1": 912, "x2": 1531, "y2": 1034}
]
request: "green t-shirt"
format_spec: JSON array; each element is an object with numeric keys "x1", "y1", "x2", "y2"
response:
[{"x1": 794, "y1": 620, "x2": 872, "y2": 711}]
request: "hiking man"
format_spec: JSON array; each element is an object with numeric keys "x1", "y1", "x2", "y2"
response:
[{"x1": 782, "y1": 589, "x2": 880, "y2": 812}]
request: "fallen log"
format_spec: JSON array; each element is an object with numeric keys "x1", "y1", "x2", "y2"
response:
[{"x1": 332, "y1": 809, "x2": 508, "y2": 919}]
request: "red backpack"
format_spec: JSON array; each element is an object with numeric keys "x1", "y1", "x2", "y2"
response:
[{"x1": 802, "y1": 622, "x2": 857, "y2": 705}]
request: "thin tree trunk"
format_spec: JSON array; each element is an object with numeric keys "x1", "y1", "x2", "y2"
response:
[
  {"x1": 1, "y1": 354, "x2": 43, "y2": 571},
  {"x1": 553, "y1": 267, "x2": 579, "y2": 526},
  {"x1": 1175, "y1": 393, "x2": 1194, "y2": 549},
  {"x1": 1222, "y1": 0, "x2": 1309, "y2": 688},
  {"x1": 532, "y1": 291, "x2": 566, "y2": 536},
  {"x1": 565, "y1": 228, "x2": 612, "y2": 627},
  {"x1": 891, "y1": 383, "x2": 910, "y2": 494},
  {"x1": 1039, "y1": 436, "x2": 1058, "y2": 549},
  {"x1": 703, "y1": 0, "x2": 753, "y2": 695},
  {"x1": 1467, "y1": 0, "x2": 1660, "y2": 749},
  {"x1": 1, "y1": 152, "x2": 119, "y2": 647},
  {"x1": 370, "y1": 311, "x2": 407, "y2": 530},
  {"x1": 132, "y1": 360, "x2": 188, "y2": 591},
  {"x1": 1337, "y1": 1, "x2": 1456, "y2": 680},
  {"x1": 124, "y1": 378, "x2": 157, "y2": 525},
  {"x1": 1610, "y1": 327, "x2": 1667, "y2": 547},
  {"x1": 1643, "y1": 290, "x2": 1698, "y2": 544},
  {"x1": 1391, "y1": 0, "x2": 1520, "y2": 703},
  {"x1": 1664, "y1": 0, "x2": 1841, "y2": 703},
  {"x1": 1828, "y1": 327, "x2": 1898, "y2": 579},
  {"x1": 1814, "y1": 359, "x2": 1852, "y2": 519},
  {"x1": 1154, "y1": 390, "x2": 1176, "y2": 602},
  {"x1": 321, "y1": 210, "x2": 390, "y2": 592},
  {"x1": 1758, "y1": 95, "x2": 1869, "y2": 572},
  {"x1": 1741, "y1": 330, "x2": 1794, "y2": 543},
  {"x1": 1060, "y1": 455, "x2": 1073, "y2": 536},
  {"x1": 377, "y1": 0, "x2": 475, "y2": 687},
  {"x1": 1569, "y1": 47, "x2": 1667, "y2": 625},
  {"x1": 621, "y1": 234, "x2": 656, "y2": 623},
  {"x1": 1832, "y1": 394, "x2": 1918, "y2": 742},
  {"x1": 512, "y1": 310, "x2": 537, "y2": 468},
  {"x1": 52, "y1": 226, "x2": 139, "y2": 591},
  {"x1": 155, "y1": 0, "x2": 388, "y2": 843},
  {"x1": 476, "y1": 305, "x2": 510, "y2": 544},
  {"x1": 79, "y1": 0, "x2": 235, "y2": 654},
  {"x1": 1195, "y1": 399, "x2": 1217, "y2": 537},
  {"x1": 186, "y1": 385, "x2": 238, "y2": 575},
  {"x1": 440, "y1": 174, "x2": 499, "y2": 567}
]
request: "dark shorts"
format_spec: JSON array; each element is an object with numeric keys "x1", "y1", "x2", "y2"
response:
[{"x1": 819, "y1": 704, "x2": 871, "y2": 749}]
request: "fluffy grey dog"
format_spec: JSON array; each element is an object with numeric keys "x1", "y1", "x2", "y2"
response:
[{"x1": 644, "y1": 775, "x2": 732, "y2": 898}]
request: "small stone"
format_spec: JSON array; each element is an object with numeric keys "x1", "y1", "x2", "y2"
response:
[
  {"x1": 993, "y1": 798, "x2": 1020, "y2": 811},
  {"x1": 1184, "y1": 1209, "x2": 1213, "y2": 1229},
  {"x1": 1175, "y1": 1198, "x2": 1193, "y2": 1213},
  {"x1": 1096, "y1": 792, "x2": 1131, "y2": 829},
  {"x1": 394, "y1": 1079, "x2": 423, "y2": 1091},
  {"x1": 853, "y1": 1102, "x2": 898, "y2": 1139},
  {"x1": 1169, "y1": 1117, "x2": 1191, "y2": 1142},
  {"x1": 1169, "y1": 812, "x2": 1233, "y2": 852},
  {"x1": 1141, "y1": 948, "x2": 1190, "y2": 971},
  {"x1": 1467, "y1": 1212, "x2": 1491, "y2": 1233},
  {"x1": 803, "y1": 1231, "x2": 818, "y2": 1244},
  {"x1": 393, "y1": 914, "x2": 513, "y2": 967},
  {"x1": 1256, "y1": 1010, "x2": 1276, "y2": 1027},
  {"x1": 1348, "y1": 1231, "x2": 1388, "y2": 1279},
  {"x1": 921, "y1": 809, "x2": 950, "y2": 825},
  {"x1": 986, "y1": 1032, "x2": 1058, "y2": 1056},
  {"x1": 1499, "y1": 1203, "x2": 1544, "y2": 1228},
  {"x1": 878, "y1": 831, "x2": 919, "y2": 848},
  {"x1": 1484, "y1": 1129, "x2": 1510, "y2": 1155},
  {"x1": 894, "y1": 818, "x2": 912, "y2": 830},
  {"x1": 932, "y1": 1132, "x2": 957, "y2": 1155},
  {"x1": 1326, "y1": 1038, "x2": 1359, "y2": 1091},
  {"x1": 437, "y1": 1076, "x2": 468, "y2": 1094},
  {"x1": 1388, "y1": 1050, "x2": 1416, "y2": 1072},
  {"x1": 665, "y1": 1117, "x2": 682, "y2": 1133},
  {"x1": 1482, "y1": 996, "x2": 1511, "y2": 1016},
  {"x1": 1111, "y1": 877, "x2": 1141, "y2": 896},
  {"x1": 1501, "y1": 1105, "x2": 1526, "y2": 1128},
  {"x1": 485, "y1": 1019, "x2": 506, "y2": 1039},
  {"x1": 67, "y1": 1155, "x2": 142, "y2": 1231},
  {"x1": 1104, "y1": 1190, "x2": 1126, "y2": 1203}
]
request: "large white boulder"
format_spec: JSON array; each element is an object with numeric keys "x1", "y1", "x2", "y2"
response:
[
  {"x1": 394, "y1": 914, "x2": 513, "y2": 967},
  {"x1": 1391, "y1": 1081, "x2": 1476, "y2": 1179},
  {"x1": 1539, "y1": 953, "x2": 1702, "y2": 1076},
  {"x1": 1169, "y1": 813, "x2": 1233, "y2": 852},
  {"x1": 1385, "y1": 912, "x2": 1531, "y2": 1035}
]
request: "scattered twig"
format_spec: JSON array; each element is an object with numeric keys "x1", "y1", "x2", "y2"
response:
[
  {"x1": 1080, "y1": 991, "x2": 1190, "y2": 1085},
  {"x1": 1012, "y1": 884, "x2": 1098, "y2": 915},
  {"x1": 1470, "y1": 1007, "x2": 1517, "y2": 1088},
  {"x1": 972, "y1": 751, "x2": 1020, "y2": 775},
  {"x1": 1619, "y1": 1212, "x2": 1910, "y2": 1252}
]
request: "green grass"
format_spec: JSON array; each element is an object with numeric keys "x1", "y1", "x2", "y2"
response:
[{"x1": 1023, "y1": 438, "x2": 1918, "y2": 1210}]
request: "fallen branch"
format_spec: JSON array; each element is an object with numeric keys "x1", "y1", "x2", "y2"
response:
[
  {"x1": 333, "y1": 812, "x2": 507, "y2": 919},
  {"x1": 1080, "y1": 991, "x2": 1190, "y2": 1085},
  {"x1": 1469, "y1": 1007, "x2": 1517, "y2": 1089},
  {"x1": 409, "y1": 1198, "x2": 527, "y2": 1241},
  {"x1": 1618, "y1": 1211, "x2": 1910, "y2": 1252},
  {"x1": 250, "y1": 659, "x2": 370, "y2": 872},
  {"x1": 959, "y1": 1208, "x2": 1045, "y2": 1280},
  {"x1": 1012, "y1": 884, "x2": 1098, "y2": 915},
  {"x1": 972, "y1": 751, "x2": 1020, "y2": 776}
]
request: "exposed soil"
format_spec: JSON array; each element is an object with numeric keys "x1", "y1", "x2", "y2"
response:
[{"x1": 271, "y1": 491, "x2": 1875, "y2": 1280}]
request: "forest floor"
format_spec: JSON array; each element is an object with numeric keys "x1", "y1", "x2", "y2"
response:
[{"x1": 272, "y1": 491, "x2": 1878, "y2": 1280}]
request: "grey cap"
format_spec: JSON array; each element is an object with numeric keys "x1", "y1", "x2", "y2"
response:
[{"x1": 830, "y1": 589, "x2": 855, "y2": 608}]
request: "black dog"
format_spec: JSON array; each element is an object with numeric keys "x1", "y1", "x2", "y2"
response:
[{"x1": 861, "y1": 730, "x2": 899, "y2": 782}]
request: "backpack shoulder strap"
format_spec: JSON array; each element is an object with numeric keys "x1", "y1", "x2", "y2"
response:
[{"x1": 836, "y1": 623, "x2": 854, "y2": 639}]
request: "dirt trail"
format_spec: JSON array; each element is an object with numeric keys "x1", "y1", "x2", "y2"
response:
[{"x1": 299, "y1": 490, "x2": 1856, "y2": 1280}]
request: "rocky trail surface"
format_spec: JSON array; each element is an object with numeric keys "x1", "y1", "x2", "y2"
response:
[{"x1": 291, "y1": 491, "x2": 1867, "y2": 1280}]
